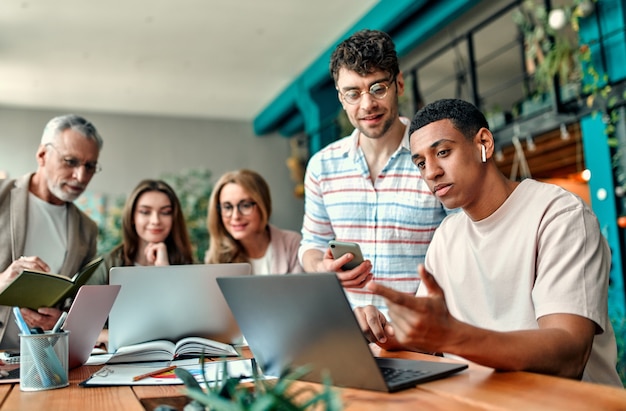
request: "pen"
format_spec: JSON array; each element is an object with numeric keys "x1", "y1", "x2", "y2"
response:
[
  {"x1": 132, "y1": 365, "x2": 177, "y2": 381},
  {"x1": 12, "y1": 307, "x2": 31, "y2": 336},
  {"x1": 52, "y1": 311, "x2": 68, "y2": 333}
]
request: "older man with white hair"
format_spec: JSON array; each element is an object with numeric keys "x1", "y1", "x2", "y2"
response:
[{"x1": 0, "y1": 114, "x2": 103, "y2": 349}]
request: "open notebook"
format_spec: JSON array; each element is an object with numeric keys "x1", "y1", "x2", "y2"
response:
[
  {"x1": 108, "y1": 263, "x2": 251, "y2": 353},
  {"x1": 217, "y1": 273, "x2": 468, "y2": 392}
]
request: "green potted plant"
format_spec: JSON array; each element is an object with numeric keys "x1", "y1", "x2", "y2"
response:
[
  {"x1": 171, "y1": 360, "x2": 343, "y2": 411},
  {"x1": 512, "y1": 0, "x2": 588, "y2": 94}
]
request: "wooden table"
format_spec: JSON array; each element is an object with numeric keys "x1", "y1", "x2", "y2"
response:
[{"x1": 0, "y1": 347, "x2": 624, "y2": 410}]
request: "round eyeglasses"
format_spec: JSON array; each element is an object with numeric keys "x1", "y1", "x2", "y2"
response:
[
  {"x1": 339, "y1": 80, "x2": 394, "y2": 105},
  {"x1": 219, "y1": 200, "x2": 257, "y2": 217},
  {"x1": 46, "y1": 143, "x2": 102, "y2": 174}
]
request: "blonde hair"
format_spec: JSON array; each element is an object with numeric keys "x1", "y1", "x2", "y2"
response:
[{"x1": 205, "y1": 169, "x2": 271, "y2": 264}]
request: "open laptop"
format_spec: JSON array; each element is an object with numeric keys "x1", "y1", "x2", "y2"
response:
[
  {"x1": 108, "y1": 263, "x2": 251, "y2": 353},
  {"x1": 0, "y1": 284, "x2": 121, "y2": 376},
  {"x1": 217, "y1": 273, "x2": 468, "y2": 392},
  {"x1": 64, "y1": 285, "x2": 121, "y2": 369}
]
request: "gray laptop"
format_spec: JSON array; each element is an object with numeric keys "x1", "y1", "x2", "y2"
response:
[
  {"x1": 217, "y1": 273, "x2": 468, "y2": 392},
  {"x1": 1, "y1": 285, "x2": 120, "y2": 375},
  {"x1": 108, "y1": 263, "x2": 251, "y2": 353},
  {"x1": 64, "y1": 285, "x2": 121, "y2": 369}
]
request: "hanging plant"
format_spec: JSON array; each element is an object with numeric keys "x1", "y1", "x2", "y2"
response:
[
  {"x1": 512, "y1": 0, "x2": 583, "y2": 93},
  {"x1": 513, "y1": 0, "x2": 626, "y2": 168}
]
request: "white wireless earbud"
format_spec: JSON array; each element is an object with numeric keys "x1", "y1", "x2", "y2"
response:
[{"x1": 481, "y1": 145, "x2": 487, "y2": 163}]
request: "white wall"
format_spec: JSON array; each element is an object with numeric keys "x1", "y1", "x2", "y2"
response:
[{"x1": 0, "y1": 106, "x2": 305, "y2": 232}]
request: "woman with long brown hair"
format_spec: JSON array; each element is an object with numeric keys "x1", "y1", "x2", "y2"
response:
[{"x1": 90, "y1": 179, "x2": 194, "y2": 284}]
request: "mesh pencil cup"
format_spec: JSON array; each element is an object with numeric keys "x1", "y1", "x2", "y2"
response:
[{"x1": 19, "y1": 331, "x2": 69, "y2": 391}]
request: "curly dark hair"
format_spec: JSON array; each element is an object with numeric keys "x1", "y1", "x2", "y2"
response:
[
  {"x1": 329, "y1": 29, "x2": 399, "y2": 83},
  {"x1": 409, "y1": 99, "x2": 490, "y2": 141}
]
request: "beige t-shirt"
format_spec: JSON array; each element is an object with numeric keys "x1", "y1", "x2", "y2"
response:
[
  {"x1": 2, "y1": 194, "x2": 69, "y2": 350},
  {"x1": 24, "y1": 193, "x2": 67, "y2": 273},
  {"x1": 421, "y1": 179, "x2": 622, "y2": 387}
]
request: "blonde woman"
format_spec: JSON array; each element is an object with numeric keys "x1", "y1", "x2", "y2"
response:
[{"x1": 205, "y1": 169, "x2": 302, "y2": 274}]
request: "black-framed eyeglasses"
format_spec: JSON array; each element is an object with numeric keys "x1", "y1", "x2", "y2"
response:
[
  {"x1": 219, "y1": 200, "x2": 257, "y2": 217},
  {"x1": 46, "y1": 143, "x2": 102, "y2": 174},
  {"x1": 339, "y1": 78, "x2": 395, "y2": 105}
]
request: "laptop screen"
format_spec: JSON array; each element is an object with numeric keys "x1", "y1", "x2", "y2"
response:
[
  {"x1": 108, "y1": 263, "x2": 251, "y2": 352},
  {"x1": 217, "y1": 273, "x2": 467, "y2": 392}
]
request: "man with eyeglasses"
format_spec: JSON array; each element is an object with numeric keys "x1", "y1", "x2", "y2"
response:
[
  {"x1": 0, "y1": 114, "x2": 102, "y2": 350},
  {"x1": 299, "y1": 29, "x2": 449, "y2": 316}
]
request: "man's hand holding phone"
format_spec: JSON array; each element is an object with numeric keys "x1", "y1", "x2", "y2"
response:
[{"x1": 327, "y1": 241, "x2": 373, "y2": 288}]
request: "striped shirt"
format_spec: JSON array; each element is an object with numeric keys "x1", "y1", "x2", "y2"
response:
[{"x1": 299, "y1": 117, "x2": 447, "y2": 314}]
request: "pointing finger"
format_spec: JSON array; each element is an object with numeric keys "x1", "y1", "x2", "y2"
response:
[{"x1": 366, "y1": 281, "x2": 413, "y2": 308}]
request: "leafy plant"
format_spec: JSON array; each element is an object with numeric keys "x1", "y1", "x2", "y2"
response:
[
  {"x1": 160, "y1": 168, "x2": 213, "y2": 263},
  {"x1": 172, "y1": 359, "x2": 343, "y2": 411},
  {"x1": 513, "y1": 0, "x2": 626, "y2": 194},
  {"x1": 512, "y1": 0, "x2": 583, "y2": 93},
  {"x1": 96, "y1": 192, "x2": 125, "y2": 255}
]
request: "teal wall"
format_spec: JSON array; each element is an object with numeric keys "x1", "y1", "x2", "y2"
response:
[
  {"x1": 579, "y1": 0, "x2": 626, "y2": 317},
  {"x1": 581, "y1": 116, "x2": 625, "y2": 318}
]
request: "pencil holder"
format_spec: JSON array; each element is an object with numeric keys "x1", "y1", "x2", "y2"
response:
[{"x1": 19, "y1": 331, "x2": 70, "y2": 391}]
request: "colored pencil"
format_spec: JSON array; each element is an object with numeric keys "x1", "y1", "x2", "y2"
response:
[{"x1": 132, "y1": 365, "x2": 177, "y2": 381}]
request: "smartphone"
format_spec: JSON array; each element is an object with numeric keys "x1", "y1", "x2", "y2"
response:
[{"x1": 329, "y1": 240, "x2": 364, "y2": 270}]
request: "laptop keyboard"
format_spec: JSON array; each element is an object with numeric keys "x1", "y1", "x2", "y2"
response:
[
  {"x1": 380, "y1": 366, "x2": 428, "y2": 385},
  {"x1": 0, "y1": 368, "x2": 20, "y2": 380}
]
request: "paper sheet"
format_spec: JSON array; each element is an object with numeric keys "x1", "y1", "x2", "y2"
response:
[{"x1": 80, "y1": 358, "x2": 257, "y2": 386}]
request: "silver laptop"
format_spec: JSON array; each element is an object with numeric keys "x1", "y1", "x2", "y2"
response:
[
  {"x1": 217, "y1": 273, "x2": 468, "y2": 392},
  {"x1": 64, "y1": 285, "x2": 121, "y2": 369},
  {"x1": 108, "y1": 263, "x2": 251, "y2": 353},
  {"x1": 1, "y1": 285, "x2": 120, "y2": 374}
]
